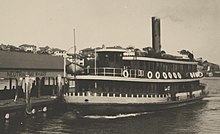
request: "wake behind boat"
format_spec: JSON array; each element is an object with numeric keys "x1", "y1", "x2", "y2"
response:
[{"x1": 63, "y1": 17, "x2": 208, "y2": 116}]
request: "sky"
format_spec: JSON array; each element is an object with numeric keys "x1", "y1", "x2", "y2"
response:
[{"x1": 0, "y1": 0, "x2": 220, "y2": 65}]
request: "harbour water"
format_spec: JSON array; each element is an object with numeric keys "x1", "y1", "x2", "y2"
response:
[{"x1": 1, "y1": 78, "x2": 220, "y2": 134}]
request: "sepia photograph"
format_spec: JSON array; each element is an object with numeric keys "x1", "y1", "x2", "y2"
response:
[{"x1": 0, "y1": 0, "x2": 220, "y2": 133}]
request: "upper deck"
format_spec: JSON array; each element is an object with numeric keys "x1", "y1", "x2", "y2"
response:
[
  {"x1": 92, "y1": 47, "x2": 198, "y2": 76},
  {"x1": 67, "y1": 67, "x2": 203, "y2": 83}
]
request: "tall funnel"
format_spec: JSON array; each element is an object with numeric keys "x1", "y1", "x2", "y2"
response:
[{"x1": 152, "y1": 17, "x2": 161, "y2": 53}]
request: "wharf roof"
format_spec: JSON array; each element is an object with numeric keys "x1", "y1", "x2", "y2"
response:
[{"x1": 0, "y1": 50, "x2": 64, "y2": 70}]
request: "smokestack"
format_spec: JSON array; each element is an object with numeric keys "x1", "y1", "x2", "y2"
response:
[{"x1": 152, "y1": 17, "x2": 161, "y2": 53}]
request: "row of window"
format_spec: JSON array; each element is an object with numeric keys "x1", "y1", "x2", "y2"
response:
[
  {"x1": 73, "y1": 80, "x2": 200, "y2": 95},
  {"x1": 125, "y1": 61, "x2": 197, "y2": 76}
]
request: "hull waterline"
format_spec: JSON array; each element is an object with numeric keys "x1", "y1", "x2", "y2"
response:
[{"x1": 64, "y1": 95, "x2": 207, "y2": 116}]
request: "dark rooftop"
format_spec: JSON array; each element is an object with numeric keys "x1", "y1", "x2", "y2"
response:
[{"x1": 0, "y1": 50, "x2": 64, "y2": 70}]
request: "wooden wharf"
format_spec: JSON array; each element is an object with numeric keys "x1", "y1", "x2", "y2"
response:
[
  {"x1": 0, "y1": 96, "x2": 59, "y2": 120},
  {"x1": 0, "y1": 96, "x2": 58, "y2": 113},
  {"x1": 0, "y1": 50, "x2": 69, "y2": 120},
  {"x1": 0, "y1": 74, "x2": 64, "y2": 120}
]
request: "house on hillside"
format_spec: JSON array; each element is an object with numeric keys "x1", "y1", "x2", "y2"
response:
[
  {"x1": 79, "y1": 47, "x2": 95, "y2": 58},
  {"x1": 0, "y1": 44, "x2": 20, "y2": 51},
  {"x1": 52, "y1": 48, "x2": 66, "y2": 56},
  {"x1": 38, "y1": 46, "x2": 53, "y2": 54},
  {"x1": 202, "y1": 61, "x2": 220, "y2": 76},
  {"x1": 19, "y1": 44, "x2": 37, "y2": 53},
  {"x1": 7, "y1": 45, "x2": 20, "y2": 52}
]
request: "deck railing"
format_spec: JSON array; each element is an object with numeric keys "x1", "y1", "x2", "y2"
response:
[
  {"x1": 85, "y1": 67, "x2": 154, "y2": 78},
  {"x1": 85, "y1": 68, "x2": 123, "y2": 77}
]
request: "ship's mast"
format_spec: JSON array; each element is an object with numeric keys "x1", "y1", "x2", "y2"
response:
[
  {"x1": 73, "y1": 29, "x2": 76, "y2": 79},
  {"x1": 94, "y1": 48, "x2": 97, "y2": 75}
]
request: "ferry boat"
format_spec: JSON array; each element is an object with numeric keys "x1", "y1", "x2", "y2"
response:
[{"x1": 63, "y1": 17, "x2": 208, "y2": 116}]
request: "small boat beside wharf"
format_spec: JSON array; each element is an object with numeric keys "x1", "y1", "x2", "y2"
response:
[{"x1": 0, "y1": 96, "x2": 58, "y2": 120}]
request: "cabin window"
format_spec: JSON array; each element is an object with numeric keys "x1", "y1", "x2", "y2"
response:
[
  {"x1": 156, "y1": 63, "x2": 159, "y2": 71},
  {"x1": 188, "y1": 65, "x2": 192, "y2": 72},
  {"x1": 174, "y1": 64, "x2": 178, "y2": 72},
  {"x1": 193, "y1": 65, "x2": 197, "y2": 71},
  {"x1": 145, "y1": 61, "x2": 149, "y2": 71},
  {"x1": 162, "y1": 63, "x2": 165, "y2": 72},
  {"x1": 140, "y1": 61, "x2": 144, "y2": 69},
  {"x1": 69, "y1": 80, "x2": 75, "y2": 88}
]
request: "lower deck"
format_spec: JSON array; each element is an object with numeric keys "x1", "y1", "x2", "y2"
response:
[
  {"x1": 67, "y1": 79, "x2": 204, "y2": 97},
  {"x1": 64, "y1": 78, "x2": 208, "y2": 115},
  {"x1": 64, "y1": 88, "x2": 207, "y2": 104},
  {"x1": 63, "y1": 91, "x2": 207, "y2": 116}
]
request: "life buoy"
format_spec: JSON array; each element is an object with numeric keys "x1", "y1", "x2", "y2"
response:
[
  {"x1": 195, "y1": 72, "x2": 199, "y2": 78},
  {"x1": 177, "y1": 72, "x2": 182, "y2": 79},
  {"x1": 199, "y1": 72, "x2": 203, "y2": 77},
  {"x1": 155, "y1": 72, "x2": 160, "y2": 79},
  {"x1": 147, "y1": 71, "x2": 153, "y2": 79},
  {"x1": 122, "y1": 70, "x2": 129, "y2": 77},
  {"x1": 173, "y1": 72, "x2": 177, "y2": 79},
  {"x1": 168, "y1": 72, "x2": 172, "y2": 79},
  {"x1": 163, "y1": 72, "x2": 168, "y2": 79},
  {"x1": 5, "y1": 113, "x2": 10, "y2": 119},
  {"x1": 190, "y1": 72, "x2": 194, "y2": 78},
  {"x1": 193, "y1": 72, "x2": 196, "y2": 78}
]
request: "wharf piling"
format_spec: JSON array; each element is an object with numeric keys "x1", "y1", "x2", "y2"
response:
[{"x1": 0, "y1": 96, "x2": 59, "y2": 120}]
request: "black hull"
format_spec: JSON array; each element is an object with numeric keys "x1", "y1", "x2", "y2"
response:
[{"x1": 65, "y1": 96, "x2": 206, "y2": 116}]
